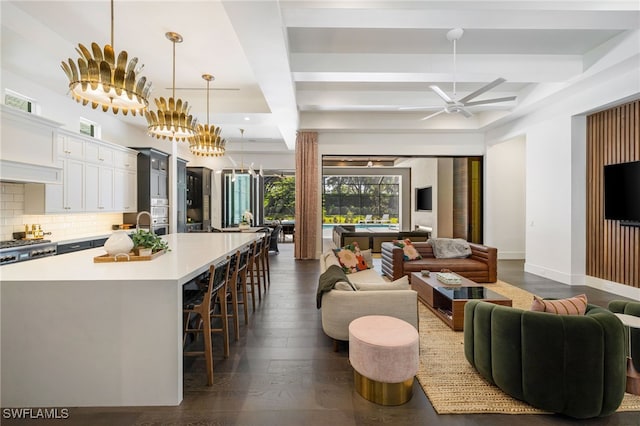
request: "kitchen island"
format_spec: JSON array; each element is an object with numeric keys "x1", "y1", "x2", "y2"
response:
[{"x1": 0, "y1": 232, "x2": 262, "y2": 407}]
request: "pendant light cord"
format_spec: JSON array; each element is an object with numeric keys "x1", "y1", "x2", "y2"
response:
[
  {"x1": 172, "y1": 40, "x2": 176, "y2": 100},
  {"x1": 110, "y1": 0, "x2": 114, "y2": 49}
]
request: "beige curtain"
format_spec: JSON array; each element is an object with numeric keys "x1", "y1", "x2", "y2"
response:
[{"x1": 294, "y1": 131, "x2": 319, "y2": 259}]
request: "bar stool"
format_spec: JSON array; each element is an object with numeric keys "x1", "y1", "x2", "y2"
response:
[
  {"x1": 217, "y1": 252, "x2": 241, "y2": 341},
  {"x1": 248, "y1": 239, "x2": 263, "y2": 304},
  {"x1": 233, "y1": 246, "x2": 252, "y2": 325},
  {"x1": 182, "y1": 259, "x2": 230, "y2": 386},
  {"x1": 260, "y1": 232, "x2": 271, "y2": 291}
]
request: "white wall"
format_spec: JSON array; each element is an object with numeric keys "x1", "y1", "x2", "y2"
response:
[
  {"x1": 485, "y1": 49, "x2": 640, "y2": 299},
  {"x1": 318, "y1": 132, "x2": 485, "y2": 157},
  {"x1": 437, "y1": 158, "x2": 453, "y2": 238},
  {"x1": 395, "y1": 157, "x2": 437, "y2": 232},
  {"x1": 485, "y1": 135, "x2": 526, "y2": 259}
]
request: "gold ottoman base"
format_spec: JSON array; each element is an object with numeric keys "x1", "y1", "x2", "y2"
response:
[{"x1": 353, "y1": 370, "x2": 414, "y2": 405}]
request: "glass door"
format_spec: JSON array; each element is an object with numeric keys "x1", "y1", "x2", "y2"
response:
[{"x1": 222, "y1": 172, "x2": 263, "y2": 227}]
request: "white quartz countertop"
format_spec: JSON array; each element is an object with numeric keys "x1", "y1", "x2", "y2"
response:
[{"x1": 1, "y1": 232, "x2": 261, "y2": 285}]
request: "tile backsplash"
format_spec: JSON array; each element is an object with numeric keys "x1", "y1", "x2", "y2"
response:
[{"x1": 1, "y1": 182, "x2": 123, "y2": 241}]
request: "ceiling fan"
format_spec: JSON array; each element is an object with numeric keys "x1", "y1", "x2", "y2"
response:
[{"x1": 402, "y1": 28, "x2": 516, "y2": 120}]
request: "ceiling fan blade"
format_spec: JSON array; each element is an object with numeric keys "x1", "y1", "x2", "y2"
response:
[
  {"x1": 458, "y1": 108, "x2": 473, "y2": 118},
  {"x1": 421, "y1": 109, "x2": 446, "y2": 121},
  {"x1": 463, "y1": 96, "x2": 517, "y2": 107},
  {"x1": 458, "y1": 78, "x2": 506, "y2": 104},
  {"x1": 398, "y1": 105, "x2": 443, "y2": 111},
  {"x1": 429, "y1": 85, "x2": 453, "y2": 104}
]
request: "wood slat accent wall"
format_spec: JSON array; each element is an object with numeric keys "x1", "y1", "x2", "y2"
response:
[
  {"x1": 452, "y1": 158, "x2": 468, "y2": 240},
  {"x1": 586, "y1": 99, "x2": 639, "y2": 288}
]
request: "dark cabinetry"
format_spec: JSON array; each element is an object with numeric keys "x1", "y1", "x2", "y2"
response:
[
  {"x1": 149, "y1": 151, "x2": 168, "y2": 200},
  {"x1": 187, "y1": 167, "x2": 212, "y2": 230},
  {"x1": 127, "y1": 148, "x2": 169, "y2": 208},
  {"x1": 177, "y1": 158, "x2": 188, "y2": 233},
  {"x1": 124, "y1": 148, "x2": 170, "y2": 233},
  {"x1": 57, "y1": 237, "x2": 109, "y2": 255}
]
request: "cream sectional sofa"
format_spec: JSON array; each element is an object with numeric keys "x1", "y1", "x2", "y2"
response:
[{"x1": 319, "y1": 250, "x2": 418, "y2": 343}]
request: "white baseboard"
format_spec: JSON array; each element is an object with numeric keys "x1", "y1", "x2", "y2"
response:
[
  {"x1": 524, "y1": 262, "x2": 573, "y2": 284},
  {"x1": 498, "y1": 251, "x2": 525, "y2": 260},
  {"x1": 585, "y1": 276, "x2": 640, "y2": 301},
  {"x1": 524, "y1": 262, "x2": 640, "y2": 300}
]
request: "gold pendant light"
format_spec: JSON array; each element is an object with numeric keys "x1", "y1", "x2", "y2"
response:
[
  {"x1": 145, "y1": 32, "x2": 197, "y2": 142},
  {"x1": 190, "y1": 74, "x2": 226, "y2": 157},
  {"x1": 60, "y1": 0, "x2": 151, "y2": 116}
]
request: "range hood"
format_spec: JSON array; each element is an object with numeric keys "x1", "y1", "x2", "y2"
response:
[
  {"x1": 1, "y1": 105, "x2": 63, "y2": 184},
  {"x1": 0, "y1": 159, "x2": 62, "y2": 184}
]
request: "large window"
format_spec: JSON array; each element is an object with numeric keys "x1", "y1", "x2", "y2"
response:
[
  {"x1": 323, "y1": 175, "x2": 399, "y2": 224},
  {"x1": 264, "y1": 176, "x2": 295, "y2": 221}
]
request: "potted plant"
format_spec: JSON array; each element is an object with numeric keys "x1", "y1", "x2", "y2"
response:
[{"x1": 130, "y1": 229, "x2": 169, "y2": 256}]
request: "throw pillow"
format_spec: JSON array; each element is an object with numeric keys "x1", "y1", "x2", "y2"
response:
[
  {"x1": 428, "y1": 238, "x2": 472, "y2": 259},
  {"x1": 392, "y1": 238, "x2": 422, "y2": 261},
  {"x1": 333, "y1": 241, "x2": 370, "y2": 274},
  {"x1": 530, "y1": 294, "x2": 588, "y2": 315},
  {"x1": 360, "y1": 249, "x2": 374, "y2": 269},
  {"x1": 323, "y1": 250, "x2": 342, "y2": 269}
]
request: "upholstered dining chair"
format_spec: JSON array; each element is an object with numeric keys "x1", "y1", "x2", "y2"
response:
[{"x1": 269, "y1": 225, "x2": 281, "y2": 254}]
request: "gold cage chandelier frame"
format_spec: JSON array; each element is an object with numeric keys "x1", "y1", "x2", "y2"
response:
[{"x1": 60, "y1": 0, "x2": 151, "y2": 116}]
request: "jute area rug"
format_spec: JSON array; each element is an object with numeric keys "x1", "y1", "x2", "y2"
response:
[{"x1": 415, "y1": 280, "x2": 640, "y2": 414}]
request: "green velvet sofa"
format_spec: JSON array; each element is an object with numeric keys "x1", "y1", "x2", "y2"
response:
[
  {"x1": 464, "y1": 300, "x2": 627, "y2": 419},
  {"x1": 608, "y1": 300, "x2": 640, "y2": 371}
]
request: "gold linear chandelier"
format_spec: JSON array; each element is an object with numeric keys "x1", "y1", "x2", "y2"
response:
[
  {"x1": 145, "y1": 32, "x2": 197, "y2": 141},
  {"x1": 60, "y1": 0, "x2": 150, "y2": 116},
  {"x1": 190, "y1": 74, "x2": 226, "y2": 157}
]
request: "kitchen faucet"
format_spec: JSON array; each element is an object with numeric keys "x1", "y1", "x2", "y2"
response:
[{"x1": 136, "y1": 211, "x2": 152, "y2": 231}]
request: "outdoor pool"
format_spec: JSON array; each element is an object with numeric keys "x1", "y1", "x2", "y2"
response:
[{"x1": 321, "y1": 223, "x2": 398, "y2": 238}]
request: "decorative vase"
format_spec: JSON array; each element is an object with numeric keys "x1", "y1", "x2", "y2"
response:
[
  {"x1": 104, "y1": 230, "x2": 134, "y2": 256},
  {"x1": 239, "y1": 222, "x2": 250, "y2": 230}
]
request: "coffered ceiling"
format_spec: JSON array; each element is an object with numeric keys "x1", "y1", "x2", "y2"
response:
[{"x1": 2, "y1": 1, "x2": 638, "y2": 155}]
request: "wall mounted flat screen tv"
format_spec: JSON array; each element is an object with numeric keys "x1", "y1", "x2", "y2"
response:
[
  {"x1": 416, "y1": 186, "x2": 432, "y2": 211},
  {"x1": 604, "y1": 160, "x2": 640, "y2": 225}
]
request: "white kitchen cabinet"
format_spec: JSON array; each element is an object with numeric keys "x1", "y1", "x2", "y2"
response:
[
  {"x1": 25, "y1": 128, "x2": 138, "y2": 214},
  {"x1": 85, "y1": 142, "x2": 114, "y2": 166},
  {"x1": 114, "y1": 150, "x2": 138, "y2": 170},
  {"x1": 57, "y1": 132, "x2": 85, "y2": 161},
  {"x1": 25, "y1": 158, "x2": 84, "y2": 213},
  {"x1": 86, "y1": 163, "x2": 114, "y2": 212},
  {"x1": 115, "y1": 169, "x2": 137, "y2": 212}
]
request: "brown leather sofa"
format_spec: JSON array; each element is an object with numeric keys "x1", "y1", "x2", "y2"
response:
[
  {"x1": 381, "y1": 241, "x2": 497, "y2": 283},
  {"x1": 332, "y1": 225, "x2": 430, "y2": 253}
]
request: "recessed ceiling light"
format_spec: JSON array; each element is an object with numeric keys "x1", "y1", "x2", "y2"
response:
[{"x1": 244, "y1": 117, "x2": 250, "y2": 121}]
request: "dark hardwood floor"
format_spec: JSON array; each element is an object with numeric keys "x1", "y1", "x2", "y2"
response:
[{"x1": 5, "y1": 243, "x2": 639, "y2": 425}]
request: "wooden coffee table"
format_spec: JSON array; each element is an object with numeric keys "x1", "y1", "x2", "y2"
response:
[{"x1": 411, "y1": 272, "x2": 512, "y2": 331}]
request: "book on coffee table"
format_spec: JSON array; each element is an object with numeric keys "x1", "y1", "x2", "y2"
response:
[{"x1": 436, "y1": 272, "x2": 462, "y2": 285}]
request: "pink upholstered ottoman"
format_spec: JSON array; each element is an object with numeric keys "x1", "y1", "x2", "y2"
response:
[{"x1": 348, "y1": 315, "x2": 419, "y2": 405}]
